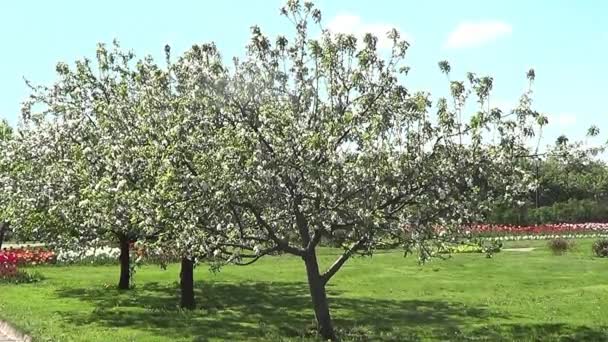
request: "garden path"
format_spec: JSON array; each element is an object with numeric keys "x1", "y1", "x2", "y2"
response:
[
  {"x1": 0, "y1": 321, "x2": 28, "y2": 342},
  {"x1": 0, "y1": 330, "x2": 16, "y2": 342},
  {"x1": 502, "y1": 247, "x2": 535, "y2": 252}
]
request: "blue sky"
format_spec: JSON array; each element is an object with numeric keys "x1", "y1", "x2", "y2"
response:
[{"x1": 1, "y1": 0, "x2": 606, "y2": 146}]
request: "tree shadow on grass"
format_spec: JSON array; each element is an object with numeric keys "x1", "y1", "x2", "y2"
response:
[{"x1": 53, "y1": 281, "x2": 607, "y2": 341}]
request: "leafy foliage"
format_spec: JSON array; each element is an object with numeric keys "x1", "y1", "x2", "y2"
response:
[
  {"x1": 202, "y1": 1, "x2": 540, "y2": 268},
  {"x1": 490, "y1": 199, "x2": 608, "y2": 225},
  {"x1": 18, "y1": 41, "x2": 168, "y2": 251}
]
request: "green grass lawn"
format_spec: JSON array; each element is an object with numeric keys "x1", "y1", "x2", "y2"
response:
[{"x1": 1, "y1": 239, "x2": 607, "y2": 341}]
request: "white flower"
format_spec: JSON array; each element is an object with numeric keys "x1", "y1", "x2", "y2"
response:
[{"x1": 116, "y1": 179, "x2": 127, "y2": 191}]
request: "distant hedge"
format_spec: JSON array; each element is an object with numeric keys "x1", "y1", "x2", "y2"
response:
[{"x1": 489, "y1": 199, "x2": 608, "y2": 225}]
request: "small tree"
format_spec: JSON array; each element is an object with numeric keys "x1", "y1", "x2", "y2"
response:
[
  {"x1": 125, "y1": 43, "x2": 230, "y2": 309},
  {"x1": 20, "y1": 40, "x2": 227, "y2": 305},
  {"x1": 203, "y1": 1, "x2": 542, "y2": 339},
  {"x1": 20, "y1": 42, "x2": 170, "y2": 289}
]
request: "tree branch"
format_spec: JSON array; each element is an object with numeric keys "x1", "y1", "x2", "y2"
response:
[
  {"x1": 232, "y1": 200, "x2": 305, "y2": 257},
  {"x1": 306, "y1": 228, "x2": 325, "y2": 252},
  {"x1": 233, "y1": 246, "x2": 280, "y2": 266},
  {"x1": 321, "y1": 236, "x2": 368, "y2": 285}
]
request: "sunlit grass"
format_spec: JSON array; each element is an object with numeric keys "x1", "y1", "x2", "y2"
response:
[{"x1": 0, "y1": 239, "x2": 607, "y2": 341}]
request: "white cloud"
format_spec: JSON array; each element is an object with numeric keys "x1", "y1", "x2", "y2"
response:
[
  {"x1": 445, "y1": 20, "x2": 512, "y2": 49},
  {"x1": 326, "y1": 14, "x2": 409, "y2": 50},
  {"x1": 555, "y1": 113, "x2": 577, "y2": 126}
]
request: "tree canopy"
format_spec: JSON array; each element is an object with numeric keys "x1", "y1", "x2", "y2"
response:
[{"x1": 3, "y1": 0, "x2": 550, "y2": 339}]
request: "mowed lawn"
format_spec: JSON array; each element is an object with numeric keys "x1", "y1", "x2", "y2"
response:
[{"x1": 1, "y1": 240, "x2": 607, "y2": 341}]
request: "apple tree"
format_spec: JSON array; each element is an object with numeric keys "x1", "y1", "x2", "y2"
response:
[{"x1": 203, "y1": 1, "x2": 543, "y2": 339}]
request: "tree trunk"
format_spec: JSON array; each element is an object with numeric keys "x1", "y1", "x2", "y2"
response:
[
  {"x1": 304, "y1": 251, "x2": 336, "y2": 341},
  {"x1": 0, "y1": 222, "x2": 7, "y2": 250},
  {"x1": 180, "y1": 257, "x2": 196, "y2": 310},
  {"x1": 118, "y1": 235, "x2": 131, "y2": 290}
]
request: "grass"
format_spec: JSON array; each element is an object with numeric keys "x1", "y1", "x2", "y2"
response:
[{"x1": 1, "y1": 239, "x2": 607, "y2": 341}]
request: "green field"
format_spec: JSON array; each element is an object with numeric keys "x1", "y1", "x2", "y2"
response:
[{"x1": 1, "y1": 240, "x2": 607, "y2": 341}]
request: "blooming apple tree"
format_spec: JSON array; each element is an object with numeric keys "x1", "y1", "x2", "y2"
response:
[
  {"x1": 137, "y1": 43, "x2": 229, "y2": 308},
  {"x1": 20, "y1": 42, "x2": 172, "y2": 289},
  {"x1": 203, "y1": 1, "x2": 544, "y2": 339}
]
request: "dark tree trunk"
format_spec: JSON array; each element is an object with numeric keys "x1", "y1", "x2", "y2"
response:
[
  {"x1": 0, "y1": 222, "x2": 7, "y2": 250},
  {"x1": 118, "y1": 235, "x2": 131, "y2": 290},
  {"x1": 179, "y1": 257, "x2": 196, "y2": 310},
  {"x1": 180, "y1": 257, "x2": 196, "y2": 309},
  {"x1": 304, "y1": 251, "x2": 336, "y2": 341}
]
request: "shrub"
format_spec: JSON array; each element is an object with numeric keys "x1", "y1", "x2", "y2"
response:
[
  {"x1": 548, "y1": 238, "x2": 574, "y2": 255},
  {"x1": 449, "y1": 244, "x2": 483, "y2": 254},
  {"x1": 482, "y1": 240, "x2": 503, "y2": 255},
  {"x1": 0, "y1": 270, "x2": 44, "y2": 284},
  {"x1": 592, "y1": 239, "x2": 608, "y2": 257},
  {"x1": 438, "y1": 241, "x2": 502, "y2": 255}
]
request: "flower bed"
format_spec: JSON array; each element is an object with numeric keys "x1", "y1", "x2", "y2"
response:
[
  {"x1": 469, "y1": 223, "x2": 608, "y2": 241},
  {"x1": 0, "y1": 249, "x2": 46, "y2": 283},
  {"x1": 55, "y1": 244, "x2": 179, "y2": 266},
  {"x1": 0, "y1": 251, "x2": 18, "y2": 278},
  {"x1": 0, "y1": 247, "x2": 56, "y2": 266},
  {"x1": 56, "y1": 246, "x2": 120, "y2": 265}
]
